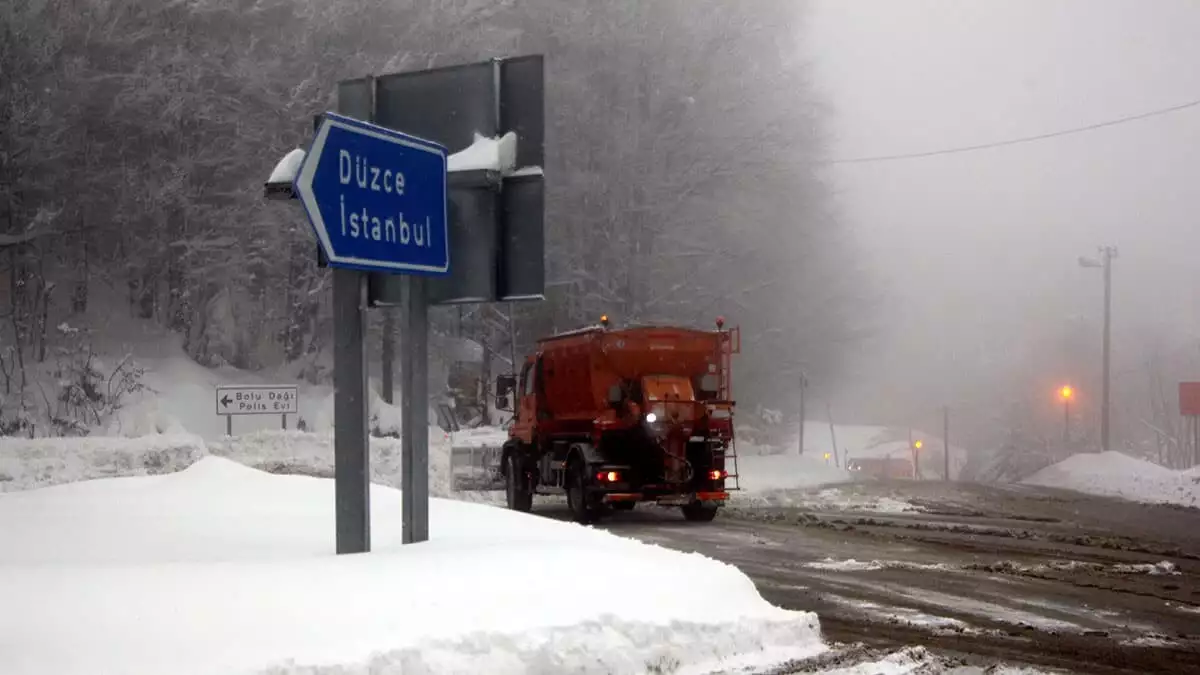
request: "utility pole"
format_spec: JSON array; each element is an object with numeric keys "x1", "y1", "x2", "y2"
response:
[
  {"x1": 909, "y1": 429, "x2": 922, "y2": 480},
  {"x1": 826, "y1": 401, "x2": 840, "y2": 468},
  {"x1": 943, "y1": 406, "x2": 950, "y2": 481},
  {"x1": 1100, "y1": 246, "x2": 1115, "y2": 454},
  {"x1": 908, "y1": 427, "x2": 913, "y2": 474},
  {"x1": 798, "y1": 372, "x2": 808, "y2": 455},
  {"x1": 1079, "y1": 246, "x2": 1117, "y2": 454}
]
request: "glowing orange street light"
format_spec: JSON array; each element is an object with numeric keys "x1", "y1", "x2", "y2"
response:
[{"x1": 1058, "y1": 385, "x2": 1074, "y2": 444}]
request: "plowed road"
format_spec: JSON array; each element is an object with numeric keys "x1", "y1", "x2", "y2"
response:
[{"x1": 544, "y1": 482, "x2": 1200, "y2": 674}]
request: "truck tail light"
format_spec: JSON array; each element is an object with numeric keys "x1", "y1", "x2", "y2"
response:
[
  {"x1": 708, "y1": 469, "x2": 727, "y2": 480},
  {"x1": 597, "y1": 471, "x2": 621, "y2": 483}
]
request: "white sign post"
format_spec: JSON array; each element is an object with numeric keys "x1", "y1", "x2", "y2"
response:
[{"x1": 215, "y1": 384, "x2": 299, "y2": 435}]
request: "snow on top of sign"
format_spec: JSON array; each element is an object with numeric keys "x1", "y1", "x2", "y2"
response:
[
  {"x1": 509, "y1": 165, "x2": 544, "y2": 177},
  {"x1": 447, "y1": 131, "x2": 518, "y2": 173},
  {"x1": 268, "y1": 148, "x2": 306, "y2": 184}
]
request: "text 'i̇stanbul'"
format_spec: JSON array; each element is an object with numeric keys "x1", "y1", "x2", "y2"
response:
[{"x1": 337, "y1": 149, "x2": 434, "y2": 248}]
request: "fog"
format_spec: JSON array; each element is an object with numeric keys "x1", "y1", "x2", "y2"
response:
[
  {"x1": 806, "y1": 0, "x2": 1200, "y2": 465},
  {"x1": 3, "y1": 0, "x2": 1198, "y2": 471}
]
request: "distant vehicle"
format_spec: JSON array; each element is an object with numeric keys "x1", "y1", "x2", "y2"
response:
[
  {"x1": 451, "y1": 317, "x2": 742, "y2": 523},
  {"x1": 847, "y1": 456, "x2": 915, "y2": 480}
]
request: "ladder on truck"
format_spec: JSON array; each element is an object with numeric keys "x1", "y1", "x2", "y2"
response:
[{"x1": 714, "y1": 324, "x2": 741, "y2": 492}]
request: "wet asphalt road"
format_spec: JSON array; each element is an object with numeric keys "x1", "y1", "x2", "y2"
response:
[{"x1": 540, "y1": 481, "x2": 1200, "y2": 674}]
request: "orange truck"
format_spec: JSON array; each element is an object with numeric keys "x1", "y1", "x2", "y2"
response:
[{"x1": 451, "y1": 317, "x2": 742, "y2": 523}]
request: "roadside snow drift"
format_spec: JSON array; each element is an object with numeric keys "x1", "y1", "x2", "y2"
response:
[
  {"x1": 1, "y1": 429, "x2": 458, "y2": 496},
  {"x1": 1023, "y1": 451, "x2": 1200, "y2": 509},
  {"x1": 0, "y1": 457, "x2": 824, "y2": 675},
  {"x1": 0, "y1": 433, "x2": 207, "y2": 493}
]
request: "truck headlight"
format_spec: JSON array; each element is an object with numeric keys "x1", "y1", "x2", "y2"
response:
[{"x1": 645, "y1": 412, "x2": 658, "y2": 423}]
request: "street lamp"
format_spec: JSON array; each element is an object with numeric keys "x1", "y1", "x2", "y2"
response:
[
  {"x1": 910, "y1": 438, "x2": 923, "y2": 479},
  {"x1": 1058, "y1": 384, "x2": 1074, "y2": 444},
  {"x1": 1079, "y1": 246, "x2": 1117, "y2": 453}
]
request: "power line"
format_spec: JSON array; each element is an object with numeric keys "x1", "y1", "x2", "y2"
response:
[{"x1": 830, "y1": 96, "x2": 1200, "y2": 165}]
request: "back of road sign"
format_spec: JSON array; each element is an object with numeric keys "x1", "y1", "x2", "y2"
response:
[{"x1": 295, "y1": 112, "x2": 449, "y2": 276}]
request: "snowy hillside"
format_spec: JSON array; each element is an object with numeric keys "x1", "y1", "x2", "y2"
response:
[{"x1": 1023, "y1": 451, "x2": 1200, "y2": 509}]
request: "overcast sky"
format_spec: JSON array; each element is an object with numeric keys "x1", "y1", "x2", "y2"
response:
[{"x1": 804, "y1": 0, "x2": 1200, "y2": 416}]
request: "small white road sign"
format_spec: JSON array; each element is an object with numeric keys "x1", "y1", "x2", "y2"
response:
[{"x1": 216, "y1": 384, "x2": 299, "y2": 416}]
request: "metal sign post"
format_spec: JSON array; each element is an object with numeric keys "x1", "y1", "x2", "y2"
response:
[
  {"x1": 400, "y1": 275, "x2": 430, "y2": 543},
  {"x1": 294, "y1": 112, "x2": 449, "y2": 555}
]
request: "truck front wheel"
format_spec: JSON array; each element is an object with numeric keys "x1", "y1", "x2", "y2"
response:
[
  {"x1": 505, "y1": 454, "x2": 533, "y2": 513},
  {"x1": 681, "y1": 502, "x2": 719, "y2": 523}
]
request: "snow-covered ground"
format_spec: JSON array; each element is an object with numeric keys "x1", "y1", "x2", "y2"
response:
[
  {"x1": 0, "y1": 457, "x2": 826, "y2": 675},
  {"x1": 0, "y1": 430, "x2": 457, "y2": 495},
  {"x1": 0, "y1": 326, "x2": 1150, "y2": 673},
  {"x1": 441, "y1": 425, "x2": 935, "y2": 513},
  {"x1": 804, "y1": 556, "x2": 1180, "y2": 577},
  {"x1": 1023, "y1": 451, "x2": 1200, "y2": 509}
]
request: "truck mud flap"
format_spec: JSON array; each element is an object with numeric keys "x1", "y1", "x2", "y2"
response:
[
  {"x1": 449, "y1": 445, "x2": 505, "y2": 492},
  {"x1": 655, "y1": 492, "x2": 729, "y2": 507}
]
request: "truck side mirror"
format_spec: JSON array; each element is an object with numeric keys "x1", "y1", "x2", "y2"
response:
[
  {"x1": 495, "y1": 374, "x2": 517, "y2": 412},
  {"x1": 496, "y1": 374, "x2": 516, "y2": 396},
  {"x1": 607, "y1": 384, "x2": 623, "y2": 406}
]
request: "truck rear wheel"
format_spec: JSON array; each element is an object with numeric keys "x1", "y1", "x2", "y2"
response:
[
  {"x1": 505, "y1": 454, "x2": 533, "y2": 513},
  {"x1": 681, "y1": 502, "x2": 719, "y2": 522},
  {"x1": 566, "y1": 459, "x2": 598, "y2": 524}
]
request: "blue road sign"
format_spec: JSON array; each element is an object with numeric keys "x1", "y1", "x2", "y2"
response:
[{"x1": 295, "y1": 112, "x2": 449, "y2": 275}]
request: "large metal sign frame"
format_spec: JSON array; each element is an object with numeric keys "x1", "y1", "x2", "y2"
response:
[{"x1": 287, "y1": 55, "x2": 545, "y2": 554}]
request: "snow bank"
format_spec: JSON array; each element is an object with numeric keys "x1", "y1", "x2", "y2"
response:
[
  {"x1": 1023, "y1": 451, "x2": 1200, "y2": 508},
  {"x1": 0, "y1": 458, "x2": 824, "y2": 674},
  {"x1": 736, "y1": 453, "x2": 852, "y2": 492},
  {"x1": 448, "y1": 425, "x2": 510, "y2": 448},
  {"x1": 0, "y1": 428, "x2": 466, "y2": 499},
  {"x1": 208, "y1": 428, "x2": 457, "y2": 496},
  {"x1": 0, "y1": 434, "x2": 205, "y2": 493}
]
